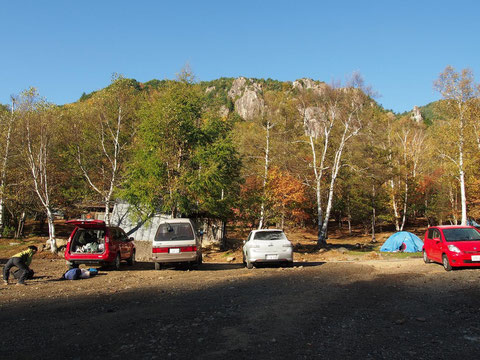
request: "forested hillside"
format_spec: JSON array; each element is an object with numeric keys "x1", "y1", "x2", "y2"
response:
[{"x1": 0, "y1": 66, "x2": 479, "y2": 248}]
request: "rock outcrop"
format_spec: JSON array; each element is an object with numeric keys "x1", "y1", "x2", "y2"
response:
[
  {"x1": 301, "y1": 106, "x2": 325, "y2": 138},
  {"x1": 411, "y1": 106, "x2": 423, "y2": 123},
  {"x1": 293, "y1": 78, "x2": 327, "y2": 96},
  {"x1": 228, "y1": 77, "x2": 264, "y2": 121}
]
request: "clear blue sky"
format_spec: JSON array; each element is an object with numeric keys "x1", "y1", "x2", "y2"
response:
[{"x1": 1, "y1": 0, "x2": 478, "y2": 113}]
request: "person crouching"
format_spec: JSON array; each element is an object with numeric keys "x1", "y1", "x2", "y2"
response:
[{"x1": 3, "y1": 245, "x2": 38, "y2": 286}]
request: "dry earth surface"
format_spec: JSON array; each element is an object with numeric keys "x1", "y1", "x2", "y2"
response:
[{"x1": 2, "y1": 227, "x2": 480, "y2": 359}]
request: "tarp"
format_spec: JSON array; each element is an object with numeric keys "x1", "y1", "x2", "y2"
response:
[{"x1": 380, "y1": 231, "x2": 424, "y2": 253}]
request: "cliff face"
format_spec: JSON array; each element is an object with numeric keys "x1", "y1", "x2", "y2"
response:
[
  {"x1": 228, "y1": 77, "x2": 265, "y2": 121},
  {"x1": 205, "y1": 77, "x2": 328, "y2": 129}
]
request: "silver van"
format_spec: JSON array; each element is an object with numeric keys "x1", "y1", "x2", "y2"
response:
[{"x1": 152, "y1": 218, "x2": 202, "y2": 270}]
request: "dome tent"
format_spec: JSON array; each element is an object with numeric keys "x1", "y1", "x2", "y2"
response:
[{"x1": 380, "y1": 231, "x2": 424, "y2": 253}]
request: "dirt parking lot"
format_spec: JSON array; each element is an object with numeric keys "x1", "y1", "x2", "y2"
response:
[{"x1": 2, "y1": 251, "x2": 480, "y2": 359}]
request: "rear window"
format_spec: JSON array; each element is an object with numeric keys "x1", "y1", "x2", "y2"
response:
[
  {"x1": 253, "y1": 231, "x2": 287, "y2": 241},
  {"x1": 155, "y1": 222, "x2": 194, "y2": 241},
  {"x1": 443, "y1": 228, "x2": 480, "y2": 242},
  {"x1": 71, "y1": 229, "x2": 106, "y2": 253}
]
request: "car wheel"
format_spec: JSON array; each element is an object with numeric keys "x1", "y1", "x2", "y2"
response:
[
  {"x1": 286, "y1": 261, "x2": 294, "y2": 268},
  {"x1": 242, "y1": 252, "x2": 246, "y2": 265},
  {"x1": 196, "y1": 253, "x2": 202, "y2": 266},
  {"x1": 423, "y1": 250, "x2": 431, "y2": 264},
  {"x1": 442, "y1": 254, "x2": 452, "y2": 271},
  {"x1": 127, "y1": 250, "x2": 135, "y2": 266},
  {"x1": 113, "y1": 253, "x2": 121, "y2": 270},
  {"x1": 154, "y1": 262, "x2": 162, "y2": 270},
  {"x1": 246, "y1": 257, "x2": 254, "y2": 269}
]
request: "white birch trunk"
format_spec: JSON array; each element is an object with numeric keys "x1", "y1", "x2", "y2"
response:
[
  {"x1": 0, "y1": 99, "x2": 15, "y2": 233},
  {"x1": 390, "y1": 179, "x2": 400, "y2": 231},
  {"x1": 309, "y1": 110, "x2": 334, "y2": 245},
  {"x1": 258, "y1": 119, "x2": 271, "y2": 229},
  {"x1": 459, "y1": 106, "x2": 467, "y2": 225},
  {"x1": 26, "y1": 118, "x2": 57, "y2": 252},
  {"x1": 319, "y1": 116, "x2": 359, "y2": 243}
]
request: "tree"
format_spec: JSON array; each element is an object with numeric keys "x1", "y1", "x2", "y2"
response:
[
  {"x1": 434, "y1": 66, "x2": 478, "y2": 225},
  {"x1": 71, "y1": 75, "x2": 140, "y2": 225},
  {"x1": 0, "y1": 98, "x2": 15, "y2": 235},
  {"x1": 267, "y1": 167, "x2": 309, "y2": 228},
  {"x1": 123, "y1": 72, "x2": 241, "y2": 222},
  {"x1": 297, "y1": 74, "x2": 371, "y2": 246},
  {"x1": 18, "y1": 88, "x2": 62, "y2": 252}
]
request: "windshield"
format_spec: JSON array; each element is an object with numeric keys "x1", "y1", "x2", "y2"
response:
[
  {"x1": 155, "y1": 222, "x2": 194, "y2": 241},
  {"x1": 443, "y1": 228, "x2": 480, "y2": 242},
  {"x1": 253, "y1": 231, "x2": 287, "y2": 241}
]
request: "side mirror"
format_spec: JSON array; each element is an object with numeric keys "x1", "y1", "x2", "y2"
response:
[
  {"x1": 128, "y1": 237, "x2": 134, "y2": 242},
  {"x1": 243, "y1": 240, "x2": 246, "y2": 245},
  {"x1": 433, "y1": 237, "x2": 441, "y2": 242}
]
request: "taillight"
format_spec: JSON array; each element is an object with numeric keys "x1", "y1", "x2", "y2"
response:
[
  {"x1": 181, "y1": 246, "x2": 197, "y2": 252},
  {"x1": 152, "y1": 247, "x2": 169, "y2": 253}
]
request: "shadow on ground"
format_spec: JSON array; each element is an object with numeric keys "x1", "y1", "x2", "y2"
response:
[{"x1": 2, "y1": 263, "x2": 480, "y2": 359}]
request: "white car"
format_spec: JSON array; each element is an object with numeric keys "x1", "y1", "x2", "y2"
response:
[{"x1": 242, "y1": 229, "x2": 294, "y2": 269}]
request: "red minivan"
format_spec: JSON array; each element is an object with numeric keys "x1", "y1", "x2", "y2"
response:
[
  {"x1": 65, "y1": 219, "x2": 135, "y2": 270},
  {"x1": 423, "y1": 225, "x2": 480, "y2": 271}
]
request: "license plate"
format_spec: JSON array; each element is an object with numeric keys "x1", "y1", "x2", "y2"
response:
[
  {"x1": 169, "y1": 248, "x2": 180, "y2": 254},
  {"x1": 471, "y1": 255, "x2": 480, "y2": 261},
  {"x1": 266, "y1": 254, "x2": 278, "y2": 260}
]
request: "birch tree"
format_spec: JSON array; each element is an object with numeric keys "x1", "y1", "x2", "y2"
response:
[
  {"x1": 434, "y1": 66, "x2": 477, "y2": 225},
  {"x1": 0, "y1": 99, "x2": 15, "y2": 235},
  {"x1": 257, "y1": 105, "x2": 272, "y2": 229},
  {"x1": 297, "y1": 83, "x2": 338, "y2": 244},
  {"x1": 19, "y1": 89, "x2": 60, "y2": 252},
  {"x1": 73, "y1": 76, "x2": 139, "y2": 225},
  {"x1": 318, "y1": 81, "x2": 368, "y2": 245}
]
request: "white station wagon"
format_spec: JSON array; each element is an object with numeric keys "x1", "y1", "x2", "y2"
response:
[{"x1": 242, "y1": 229, "x2": 294, "y2": 269}]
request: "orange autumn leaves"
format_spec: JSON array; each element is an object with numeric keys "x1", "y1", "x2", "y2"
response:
[{"x1": 237, "y1": 167, "x2": 309, "y2": 226}]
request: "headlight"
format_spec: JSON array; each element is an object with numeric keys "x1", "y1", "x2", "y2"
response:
[{"x1": 448, "y1": 245, "x2": 461, "y2": 253}]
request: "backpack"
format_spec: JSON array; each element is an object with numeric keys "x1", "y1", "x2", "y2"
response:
[{"x1": 64, "y1": 268, "x2": 82, "y2": 280}]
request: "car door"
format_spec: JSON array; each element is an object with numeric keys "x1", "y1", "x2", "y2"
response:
[
  {"x1": 430, "y1": 228, "x2": 443, "y2": 262},
  {"x1": 118, "y1": 228, "x2": 132, "y2": 259},
  {"x1": 108, "y1": 227, "x2": 121, "y2": 257},
  {"x1": 424, "y1": 228, "x2": 434, "y2": 259},
  {"x1": 244, "y1": 232, "x2": 253, "y2": 256}
]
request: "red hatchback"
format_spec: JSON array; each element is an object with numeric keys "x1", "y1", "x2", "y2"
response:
[
  {"x1": 423, "y1": 225, "x2": 480, "y2": 271},
  {"x1": 64, "y1": 220, "x2": 135, "y2": 270}
]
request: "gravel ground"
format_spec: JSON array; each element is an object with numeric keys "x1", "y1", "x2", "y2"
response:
[{"x1": 2, "y1": 256, "x2": 480, "y2": 359}]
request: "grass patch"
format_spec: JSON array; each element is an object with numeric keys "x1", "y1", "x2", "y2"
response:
[{"x1": 381, "y1": 252, "x2": 423, "y2": 259}]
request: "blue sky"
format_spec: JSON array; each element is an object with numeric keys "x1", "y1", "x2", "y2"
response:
[{"x1": 0, "y1": 0, "x2": 478, "y2": 113}]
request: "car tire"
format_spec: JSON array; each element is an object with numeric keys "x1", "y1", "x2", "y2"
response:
[
  {"x1": 442, "y1": 254, "x2": 452, "y2": 271},
  {"x1": 423, "y1": 250, "x2": 431, "y2": 264},
  {"x1": 127, "y1": 250, "x2": 135, "y2": 266},
  {"x1": 113, "y1": 253, "x2": 121, "y2": 271},
  {"x1": 154, "y1": 262, "x2": 162, "y2": 270},
  {"x1": 196, "y1": 253, "x2": 202, "y2": 267},
  {"x1": 286, "y1": 261, "x2": 294, "y2": 268},
  {"x1": 246, "y1": 258, "x2": 254, "y2": 269}
]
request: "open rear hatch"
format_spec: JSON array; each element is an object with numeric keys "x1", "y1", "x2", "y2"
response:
[{"x1": 67, "y1": 220, "x2": 107, "y2": 254}]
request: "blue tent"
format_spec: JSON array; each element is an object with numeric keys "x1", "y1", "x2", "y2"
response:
[{"x1": 380, "y1": 231, "x2": 424, "y2": 253}]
